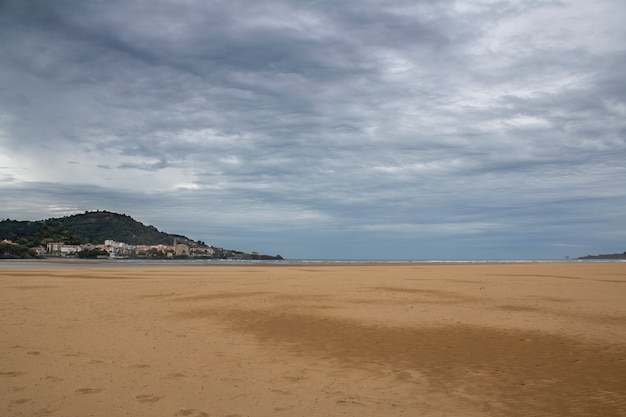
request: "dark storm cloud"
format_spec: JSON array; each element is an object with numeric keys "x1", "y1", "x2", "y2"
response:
[{"x1": 1, "y1": 0, "x2": 625, "y2": 258}]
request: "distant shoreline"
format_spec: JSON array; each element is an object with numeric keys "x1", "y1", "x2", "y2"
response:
[
  {"x1": 577, "y1": 252, "x2": 626, "y2": 260},
  {"x1": 1, "y1": 257, "x2": 624, "y2": 269}
]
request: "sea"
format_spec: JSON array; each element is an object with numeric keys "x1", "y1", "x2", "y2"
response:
[{"x1": 0, "y1": 257, "x2": 623, "y2": 268}]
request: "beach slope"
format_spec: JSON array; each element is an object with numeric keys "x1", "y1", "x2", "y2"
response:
[{"x1": 1, "y1": 262, "x2": 625, "y2": 416}]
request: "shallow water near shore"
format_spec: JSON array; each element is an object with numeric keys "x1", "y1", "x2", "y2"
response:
[{"x1": 1, "y1": 257, "x2": 623, "y2": 269}]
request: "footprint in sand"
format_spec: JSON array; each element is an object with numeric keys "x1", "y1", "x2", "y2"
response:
[
  {"x1": 130, "y1": 363, "x2": 151, "y2": 369},
  {"x1": 270, "y1": 388, "x2": 292, "y2": 395},
  {"x1": 76, "y1": 388, "x2": 103, "y2": 394},
  {"x1": 175, "y1": 410, "x2": 209, "y2": 417},
  {"x1": 135, "y1": 394, "x2": 162, "y2": 403},
  {"x1": 11, "y1": 398, "x2": 31, "y2": 405},
  {"x1": 34, "y1": 406, "x2": 60, "y2": 416},
  {"x1": 0, "y1": 371, "x2": 26, "y2": 377},
  {"x1": 164, "y1": 372, "x2": 186, "y2": 379}
]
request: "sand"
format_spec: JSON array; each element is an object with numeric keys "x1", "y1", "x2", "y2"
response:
[{"x1": 1, "y1": 262, "x2": 625, "y2": 417}]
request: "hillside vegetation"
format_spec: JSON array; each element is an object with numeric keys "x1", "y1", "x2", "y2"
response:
[
  {"x1": 0, "y1": 211, "x2": 200, "y2": 247},
  {"x1": 1, "y1": 210, "x2": 283, "y2": 260}
]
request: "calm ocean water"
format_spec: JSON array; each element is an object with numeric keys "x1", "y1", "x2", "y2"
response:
[{"x1": 0, "y1": 258, "x2": 623, "y2": 268}]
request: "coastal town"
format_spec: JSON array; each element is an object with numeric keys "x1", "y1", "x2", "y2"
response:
[
  {"x1": 0, "y1": 211, "x2": 283, "y2": 260},
  {"x1": 2, "y1": 238, "x2": 218, "y2": 259}
]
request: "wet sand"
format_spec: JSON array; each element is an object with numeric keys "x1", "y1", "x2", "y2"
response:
[{"x1": 1, "y1": 262, "x2": 625, "y2": 416}]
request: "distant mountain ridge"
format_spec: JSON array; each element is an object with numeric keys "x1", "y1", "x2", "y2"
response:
[
  {"x1": 577, "y1": 252, "x2": 626, "y2": 260},
  {"x1": 0, "y1": 210, "x2": 282, "y2": 260}
]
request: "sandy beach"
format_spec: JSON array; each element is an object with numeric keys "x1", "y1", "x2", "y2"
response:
[{"x1": 1, "y1": 262, "x2": 625, "y2": 416}]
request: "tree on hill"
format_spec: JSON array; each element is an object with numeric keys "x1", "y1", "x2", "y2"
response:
[{"x1": 0, "y1": 242, "x2": 38, "y2": 259}]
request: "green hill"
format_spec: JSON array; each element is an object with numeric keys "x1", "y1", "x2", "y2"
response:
[
  {"x1": 0, "y1": 211, "x2": 199, "y2": 247},
  {"x1": 1, "y1": 211, "x2": 283, "y2": 260}
]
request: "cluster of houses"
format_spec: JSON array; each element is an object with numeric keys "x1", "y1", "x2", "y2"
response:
[{"x1": 43, "y1": 239, "x2": 216, "y2": 258}]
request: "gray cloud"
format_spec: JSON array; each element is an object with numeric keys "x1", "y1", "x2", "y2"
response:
[{"x1": 1, "y1": 0, "x2": 625, "y2": 258}]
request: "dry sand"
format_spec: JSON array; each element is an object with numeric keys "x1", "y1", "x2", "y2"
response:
[{"x1": 1, "y1": 262, "x2": 625, "y2": 416}]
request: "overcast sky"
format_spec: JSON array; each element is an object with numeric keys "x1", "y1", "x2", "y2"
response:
[{"x1": 1, "y1": 0, "x2": 625, "y2": 259}]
